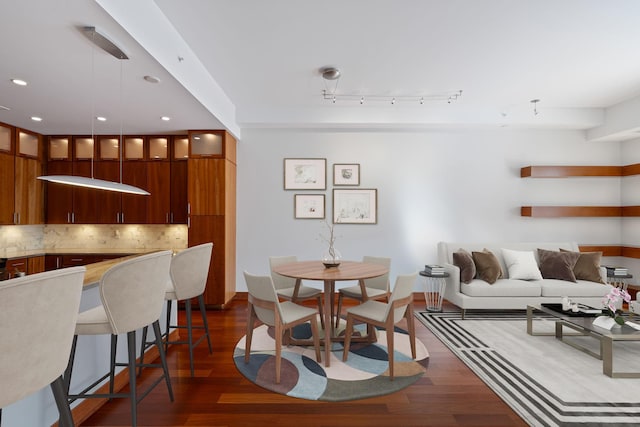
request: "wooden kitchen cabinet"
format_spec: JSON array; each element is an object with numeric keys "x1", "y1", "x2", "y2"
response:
[
  {"x1": 170, "y1": 159, "x2": 188, "y2": 224},
  {"x1": 146, "y1": 161, "x2": 171, "y2": 224},
  {"x1": 187, "y1": 131, "x2": 236, "y2": 308},
  {"x1": 27, "y1": 256, "x2": 45, "y2": 274},
  {"x1": 0, "y1": 152, "x2": 15, "y2": 224},
  {"x1": 14, "y1": 155, "x2": 43, "y2": 224},
  {"x1": 6, "y1": 258, "x2": 27, "y2": 278}
]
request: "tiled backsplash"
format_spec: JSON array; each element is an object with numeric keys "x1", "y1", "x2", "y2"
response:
[
  {"x1": 44, "y1": 224, "x2": 188, "y2": 250},
  {"x1": 0, "y1": 224, "x2": 187, "y2": 253},
  {"x1": 0, "y1": 225, "x2": 45, "y2": 252}
]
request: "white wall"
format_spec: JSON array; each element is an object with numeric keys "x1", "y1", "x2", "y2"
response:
[
  {"x1": 236, "y1": 128, "x2": 623, "y2": 291},
  {"x1": 621, "y1": 138, "x2": 640, "y2": 275}
]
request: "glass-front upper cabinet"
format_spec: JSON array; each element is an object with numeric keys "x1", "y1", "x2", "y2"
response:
[
  {"x1": 189, "y1": 131, "x2": 223, "y2": 158},
  {"x1": 149, "y1": 137, "x2": 168, "y2": 160},
  {"x1": 98, "y1": 136, "x2": 119, "y2": 160},
  {"x1": 0, "y1": 123, "x2": 14, "y2": 154},
  {"x1": 173, "y1": 136, "x2": 188, "y2": 160},
  {"x1": 124, "y1": 136, "x2": 145, "y2": 160},
  {"x1": 48, "y1": 136, "x2": 71, "y2": 160},
  {"x1": 17, "y1": 129, "x2": 41, "y2": 159},
  {"x1": 73, "y1": 136, "x2": 94, "y2": 160}
]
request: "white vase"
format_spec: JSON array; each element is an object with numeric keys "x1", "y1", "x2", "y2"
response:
[{"x1": 592, "y1": 316, "x2": 618, "y2": 330}]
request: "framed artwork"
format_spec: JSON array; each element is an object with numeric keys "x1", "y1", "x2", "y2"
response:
[
  {"x1": 333, "y1": 188, "x2": 377, "y2": 224},
  {"x1": 333, "y1": 163, "x2": 360, "y2": 186},
  {"x1": 284, "y1": 158, "x2": 326, "y2": 190},
  {"x1": 294, "y1": 194, "x2": 325, "y2": 219}
]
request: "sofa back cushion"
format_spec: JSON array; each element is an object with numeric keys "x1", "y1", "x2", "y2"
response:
[
  {"x1": 501, "y1": 248, "x2": 543, "y2": 280},
  {"x1": 559, "y1": 249, "x2": 606, "y2": 284}
]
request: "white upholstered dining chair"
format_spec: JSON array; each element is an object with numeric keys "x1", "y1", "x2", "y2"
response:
[
  {"x1": 244, "y1": 271, "x2": 322, "y2": 384},
  {"x1": 335, "y1": 255, "x2": 391, "y2": 328},
  {"x1": 342, "y1": 272, "x2": 418, "y2": 380},
  {"x1": 0, "y1": 267, "x2": 85, "y2": 427},
  {"x1": 269, "y1": 255, "x2": 325, "y2": 328}
]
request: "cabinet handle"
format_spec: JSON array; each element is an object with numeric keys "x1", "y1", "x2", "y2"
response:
[
  {"x1": 121, "y1": 212, "x2": 124, "y2": 223},
  {"x1": 67, "y1": 212, "x2": 70, "y2": 223},
  {"x1": 70, "y1": 258, "x2": 83, "y2": 262},
  {"x1": 56, "y1": 257, "x2": 60, "y2": 269},
  {"x1": 166, "y1": 213, "x2": 169, "y2": 223},
  {"x1": 170, "y1": 212, "x2": 174, "y2": 223},
  {"x1": 72, "y1": 212, "x2": 75, "y2": 223},
  {"x1": 187, "y1": 203, "x2": 191, "y2": 214},
  {"x1": 187, "y1": 216, "x2": 190, "y2": 228},
  {"x1": 116, "y1": 212, "x2": 120, "y2": 223},
  {"x1": 12, "y1": 262, "x2": 25, "y2": 267}
]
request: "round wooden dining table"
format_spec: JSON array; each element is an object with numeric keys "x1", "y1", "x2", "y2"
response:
[{"x1": 271, "y1": 260, "x2": 389, "y2": 366}]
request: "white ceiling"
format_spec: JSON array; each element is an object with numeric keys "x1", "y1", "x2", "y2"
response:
[{"x1": 2, "y1": 0, "x2": 640, "y2": 138}]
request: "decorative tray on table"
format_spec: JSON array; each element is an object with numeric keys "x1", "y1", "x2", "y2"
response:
[{"x1": 541, "y1": 303, "x2": 603, "y2": 317}]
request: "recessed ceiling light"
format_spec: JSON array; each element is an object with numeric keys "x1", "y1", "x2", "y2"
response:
[
  {"x1": 161, "y1": 116, "x2": 170, "y2": 121},
  {"x1": 96, "y1": 116, "x2": 107, "y2": 121},
  {"x1": 144, "y1": 75, "x2": 160, "y2": 83},
  {"x1": 11, "y1": 79, "x2": 27, "y2": 86},
  {"x1": 30, "y1": 116, "x2": 42, "y2": 122}
]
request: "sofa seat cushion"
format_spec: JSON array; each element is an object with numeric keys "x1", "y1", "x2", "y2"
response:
[
  {"x1": 539, "y1": 279, "x2": 611, "y2": 297},
  {"x1": 461, "y1": 279, "x2": 542, "y2": 297}
]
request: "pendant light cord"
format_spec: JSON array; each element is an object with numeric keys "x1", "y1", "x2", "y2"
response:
[
  {"x1": 119, "y1": 58, "x2": 124, "y2": 184},
  {"x1": 90, "y1": 30, "x2": 96, "y2": 179}
]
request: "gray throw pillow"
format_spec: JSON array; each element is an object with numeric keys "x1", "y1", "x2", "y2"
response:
[
  {"x1": 537, "y1": 248, "x2": 580, "y2": 282},
  {"x1": 471, "y1": 249, "x2": 503, "y2": 284},
  {"x1": 453, "y1": 249, "x2": 476, "y2": 284}
]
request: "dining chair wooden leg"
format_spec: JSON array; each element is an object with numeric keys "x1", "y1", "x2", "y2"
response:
[
  {"x1": 244, "y1": 305, "x2": 256, "y2": 364},
  {"x1": 385, "y1": 319, "x2": 395, "y2": 380},
  {"x1": 334, "y1": 294, "x2": 343, "y2": 329},
  {"x1": 315, "y1": 295, "x2": 325, "y2": 330},
  {"x1": 310, "y1": 316, "x2": 322, "y2": 364},
  {"x1": 405, "y1": 305, "x2": 416, "y2": 359},
  {"x1": 342, "y1": 315, "x2": 354, "y2": 361},
  {"x1": 275, "y1": 320, "x2": 283, "y2": 384}
]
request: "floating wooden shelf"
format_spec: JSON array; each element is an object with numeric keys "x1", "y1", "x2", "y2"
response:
[
  {"x1": 521, "y1": 206, "x2": 620, "y2": 217},
  {"x1": 578, "y1": 245, "x2": 640, "y2": 259},
  {"x1": 521, "y1": 164, "x2": 640, "y2": 178},
  {"x1": 521, "y1": 206, "x2": 640, "y2": 217}
]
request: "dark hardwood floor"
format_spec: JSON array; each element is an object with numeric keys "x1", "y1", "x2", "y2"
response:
[{"x1": 81, "y1": 299, "x2": 527, "y2": 426}]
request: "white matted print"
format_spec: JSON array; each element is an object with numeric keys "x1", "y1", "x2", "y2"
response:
[
  {"x1": 283, "y1": 158, "x2": 326, "y2": 190},
  {"x1": 333, "y1": 189, "x2": 377, "y2": 224},
  {"x1": 294, "y1": 194, "x2": 325, "y2": 219},
  {"x1": 333, "y1": 163, "x2": 360, "y2": 186}
]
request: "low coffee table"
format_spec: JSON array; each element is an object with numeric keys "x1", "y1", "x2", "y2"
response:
[{"x1": 527, "y1": 303, "x2": 640, "y2": 378}]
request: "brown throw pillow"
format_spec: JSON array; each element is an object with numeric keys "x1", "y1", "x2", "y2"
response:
[
  {"x1": 537, "y1": 248, "x2": 580, "y2": 282},
  {"x1": 560, "y1": 249, "x2": 605, "y2": 284},
  {"x1": 471, "y1": 249, "x2": 503, "y2": 284},
  {"x1": 453, "y1": 249, "x2": 476, "y2": 284}
]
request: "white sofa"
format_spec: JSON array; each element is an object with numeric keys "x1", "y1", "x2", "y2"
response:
[{"x1": 437, "y1": 242, "x2": 612, "y2": 317}]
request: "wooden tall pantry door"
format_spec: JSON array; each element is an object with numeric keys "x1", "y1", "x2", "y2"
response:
[{"x1": 187, "y1": 130, "x2": 236, "y2": 308}]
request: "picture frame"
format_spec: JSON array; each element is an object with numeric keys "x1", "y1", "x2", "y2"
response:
[
  {"x1": 294, "y1": 194, "x2": 325, "y2": 219},
  {"x1": 333, "y1": 163, "x2": 360, "y2": 186},
  {"x1": 283, "y1": 158, "x2": 327, "y2": 190},
  {"x1": 333, "y1": 188, "x2": 377, "y2": 224}
]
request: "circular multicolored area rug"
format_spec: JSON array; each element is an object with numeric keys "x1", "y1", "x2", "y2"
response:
[{"x1": 233, "y1": 322, "x2": 429, "y2": 401}]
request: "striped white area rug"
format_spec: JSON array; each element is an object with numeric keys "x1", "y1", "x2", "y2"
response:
[{"x1": 417, "y1": 311, "x2": 640, "y2": 427}]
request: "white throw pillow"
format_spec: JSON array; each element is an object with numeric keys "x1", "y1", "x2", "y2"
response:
[{"x1": 501, "y1": 248, "x2": 543, "y2": 280}]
